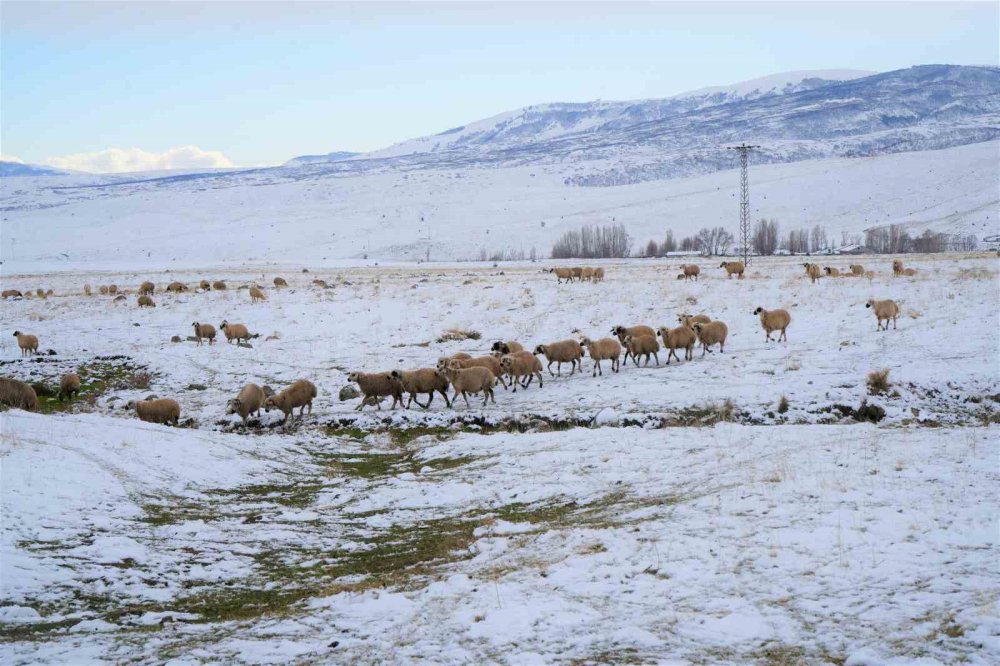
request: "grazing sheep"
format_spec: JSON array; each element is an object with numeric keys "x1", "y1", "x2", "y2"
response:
[
  {"x1": 678, "y1": 264, "x2": 700, "y2": 281},
  {"x1": 593, "y1": 267, "x2": 605, "y2": 283},
  {"x1": 135, "y1": 398, "x2": 181, "y2": 425},
  {"x1": 108, "y1": 285, "x2": 118, "y2": 295},
  {"x1": 264, "y1": 379, "x2": 317, "y2": 423},
  {"x1": 347, "y1": 371, "x2": 404, "y2": 411},
  {"x1": 720, "y1": 261, "x2": 745, "y2": 279},
  {"x1": 579, "y1": 337, "x2": 621, "y2": 376},
  {"x1": 691, "y1": 321, "x2": 729, "y2": 356},
  {"x1": 490, "y1": 341, "x2": 524, "y2": 356},
  {"x1": 391, "y1": 368, "x2": 451, "y2": 408},
  {"x1": 753, "y1": 307, "x2": 791, "y2": 342},
  {"x1": 12, "y1": 331, "x2": 38, "y2": 357},
  {"x1": 226, "y1": 383, "x2": 267, "y2": 425},
  {"x1": 657, "y1": 325, "x2": 697, "y2": 364},
  {"x1": 58, "y1": 373, "x2": 81, "y2": 401},
  {"x1": 219, "y1": 321, "x2": 250, "y2": 344},
  {"x1": 137, "y1": 295, "x2": 156, "y2": 308},
  {"x1": 35, "y1": 288, "x2": 46, "y2": 298},
  {"x1": 249, "y1": 286, "x2": 266, "y2": 303},
  {"x1": 166, "y1": 281, "x2": 188, "y2": 293},
  {"x1": 803, "y1": 263, "x2": 822, "y2": 283},
  {"x1": 139, "y1": 281, "x2": 155, "y2": 295},
  {"x1": 192, "y1": 322, "x2": 216, "y2": 345},
  {"x1": 312, "y1": 279, "x2": 329, "y2": 288},
  {"x1": 823, "y1": 267, "x2": 841, "y2": 278},
  {"x1": 611, "y1": 325, "x2": 656, "y2": 363},
  {"x1": 0, "y1": 377, "x2": 38, "y2": 411},
  {"x1": 440, "y1": 359, "x2": 497, "y2": 408},
  {"x1": 83, "y1": 284, "x2": 92, "y2": 296},
  {"x1": 866, "y1": 299, "x2": 900, "y2": 331},
  {"x1": 99, "y1": 286, "x2": 109, "y2": 295},
  {"x1": 902, "y1": 268, "x2": 917, "y2": 277},
  {"x1": 570, "y1": 267, "x2": 584, "y2": 281},
  {"x1": 677, "y1": 313, "x2": 711, "y2": 328},
  {"x1": 199, "y1": 280, "x2": 211, "y2": 290},
  {"x1": 892, "y1": 259, "x2": 904, "y2": 276},
  {"x1": 581, "y1": 266, "x2": 595, "y2": 282},
  {"x1": 436, "y1": 355, "x2": 508, "y2": 389},
  {"x1": 499, "y1": 351, "x2": 544, "y2": 391},
  {"x1": 45, "y1": 289, "x2": 54, "y2": 297},
  {"x1": 623, "y1": 334, "x2": 660, "y2": 367},
  {"x1": 273, "y1": 277, "x2": 288, "y2": 287},
  {"x1": 2, "y1": 290, "x2": 22, "y2": 298},
  {"x1": 212, "y1": 280, "x2": 227, "y2": 290},
  {"x1": 533, "y1": 340, "x2": 584, "y2": 377},
  {"x1": 548, "y1": 267, "x2": 574, "y2": 283},
  {"x1": 849, "y1": 264, "x2": 865, "y2": 276}
]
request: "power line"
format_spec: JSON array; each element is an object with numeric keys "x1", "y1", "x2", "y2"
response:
[{"x1": 727, "y1": 144, "x2": 759, "y2": 267}]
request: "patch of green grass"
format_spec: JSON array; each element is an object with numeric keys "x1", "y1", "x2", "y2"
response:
[
  {"x1": 206, "y1": 479, "x2": 326, "y2": 509},
  {"x1": 0, "y1": 617, "x2": 81, "y2": 640},
  {"x1": 33, "y1": 358, "x2": 155, "y2": 415}
]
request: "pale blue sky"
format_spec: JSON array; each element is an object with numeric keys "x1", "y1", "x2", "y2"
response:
[{"x1": 2, "y1": 1, "x2": 998, "y2": 170}]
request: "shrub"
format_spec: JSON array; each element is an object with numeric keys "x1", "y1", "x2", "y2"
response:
[
  {"x1": 777, "y1": 395, "x2": 789, "y2": 414},
  {"x1": 867, "y1": 368, "x2": 891, "y2": 395}
]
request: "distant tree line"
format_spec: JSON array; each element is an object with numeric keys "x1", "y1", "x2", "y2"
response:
[
  {"x1": 551, "y1": 224, "x2": 633, "y2": 259},
  {"x1": 863, "y1": 224, "x2": 977, "y2": 254}
]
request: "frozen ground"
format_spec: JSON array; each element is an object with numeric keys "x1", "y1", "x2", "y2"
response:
[{"x1": 1, "y1": 254, "x2": 998, "y2": 663}]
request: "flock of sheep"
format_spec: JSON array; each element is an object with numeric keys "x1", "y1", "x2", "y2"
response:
[{"x1": 1, "y1": 258, "x2": 913, "y2": 425}]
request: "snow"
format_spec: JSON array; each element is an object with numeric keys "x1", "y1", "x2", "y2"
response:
[
  {"x1": 1, "y1": 254, "x2": 998, "y2": 662},
  {"x1": 673, "y1": 69, "x2": 875, "y2": 99}
]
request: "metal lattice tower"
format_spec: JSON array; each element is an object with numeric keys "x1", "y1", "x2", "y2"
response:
[{"x1": 727, "y1": 144, "x2": 759, "y2": 267}]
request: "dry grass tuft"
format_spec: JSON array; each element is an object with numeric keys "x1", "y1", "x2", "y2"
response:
[
  {"x1": 436, "y1": 328, "x2": 482, "y2": 343},
  {"x1": 867, "y1": 368, "x2": 891, "y2": 395},
  {"x1": 777, "y1": 395, "x2": 789, "y2": 414}
]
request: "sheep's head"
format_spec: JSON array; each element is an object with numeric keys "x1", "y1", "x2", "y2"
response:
[
  {"x1": 579, "y1": 337, "x2": 592, "y2": 347},
  {"x1": 12, "y1": 331, "x2": 20, "y2": 337},
  {"x1": 446, "y1": 359, "x2": 462, "y2": 371},
  {"x1": 346, "y1": 372, "x2": 360, "y2": 384},
  {"x1": 192, "y1": 321, "x2": 200, "y2": 329},
  {"x1": 263, "y1": 396, "x2": 277, "y2": 411},
  {"x1": 436, "y1": 358, "x2": 450, "y2": 371},
  {"x1": 865, "y1": 300, "x2": 874, "y2": 309},
  {"x1": 499, "y1": 357, "x2": 513, "y2": 371},
  {"x1": 623, "y1": 335, "x2": 633, "y2": 347},
  {"x1": 823, "y1": 267, "x2": 832, "y2": 274},
  {"x1": 226, "y1": 398, "x2": 241, "y2": 415},
  {"x1": 692, "y1": 323, "x2": 704, "y2": 333},
  {"x1": 390, "y1": 370, "x2": 402, "y2": 380},
  {"x1": 753, "y1": 307, "x2": 764, "y2": 315},
  {"x1": 220, "y1": 320, "x2": 228, "y2": 330},
  {"x1": 611, "y1": 325, "x2": 624, "y2": 336},
  {"x1": 533, "y1": 345, "x2": 547, "y2": 355}
]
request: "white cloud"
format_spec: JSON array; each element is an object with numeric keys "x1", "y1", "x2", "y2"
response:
[
  {"x1": 1, "y1": 154, "x2": 26, "y2": 163},
  {"x1": 42, "y1": 146, "x2": 235, "y2": 174}
]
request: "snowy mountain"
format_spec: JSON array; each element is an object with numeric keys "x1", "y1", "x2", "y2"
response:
[
  {"x1": 0, "y1": 161, "x2": 71, "y2": 178},
  {"x1": 283, "y1": 151, "x2": 361, "y2": 166}
]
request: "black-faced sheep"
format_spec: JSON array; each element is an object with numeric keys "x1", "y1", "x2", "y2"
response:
[{"x1": 753, "y1": 307, "x2": 791, "y2": 342}]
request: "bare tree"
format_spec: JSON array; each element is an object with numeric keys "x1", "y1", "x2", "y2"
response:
[
  {"x1": 661, "y1": 230, "x2": 677, "y2": 254},
  {"x1": 644, "y1": 239, "x2": 659, "y2": 257},
  {"x1": 810, "y1": 225, "x2": 828, "y2": 252},
  {"x1": 551, "y1": 223, "x2": 633, "y2": 259},
  {"x1": 752, "y1": 218, "x2": 779, "y2": 256},
  {"x1": 695, "y1": 226, "x2": 735, "y2": 256}
]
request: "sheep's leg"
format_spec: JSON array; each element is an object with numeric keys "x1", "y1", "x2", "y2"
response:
[
  {"x1": 462, "y1": 391, "x2": 471, "y2": 409},
  {"x1": 547, "y1": 361, "x2": 555, "y2": 377},
  {"x1": 892, "y1": 317, "x2": 897, "y2": 330},
  {"x1": 556, "y1": 361, "x2": 562, "y2": 376},
  {"x1": 653, "y1": 352, "x2": 660, "y2": 366},
  {"x1": 780, "y1": 329, "x2": 787, "y2": 342},
  {"x1": 496, "y1": 374, "x2": 508, "y2": 390}
]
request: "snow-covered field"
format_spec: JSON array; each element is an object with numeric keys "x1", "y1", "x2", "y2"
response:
[{"x1": 2, "y1": 254, "x2": 998, "y2": 663}]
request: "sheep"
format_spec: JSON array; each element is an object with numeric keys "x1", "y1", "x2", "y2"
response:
[
  {"x1": 166, "y1": 281, "x2": 188, "y2": 293},
  {"x1": 623, "y1": 334, "x2": 660, "y2": 367},
  {"x1": 199, "y1": 280, "x2": 211, "y2": 290},
  {"x1": 437, "y1": 352, "x2": 473, "y2": 366},
  {"x1": 581, "y1": 266, "x2": 595, "y2": 282},
  {"x1": 720, "y1": 261, "x2": 745, "y2": 279},
  {"x1": 108, "y1": 285, "x2": 118, "y2": 294},
  {"x1": 753, "y1": 307, "x2": 791, "y2": 342},
  {"x1": 35, "y1": 288, "x2": 46, "y2": 298},
  {"x1": 676, "y1": 274, "x2": 686, "y2": 280},
  {"x1": 391, "y1": 368, "x2": 451, "y2": 408},
  {"x1": 45, "y1": 289, "x2": 54, "y2": 297},
  {"x1": 892, "y1": 259, "x2": 904, "y2": 276},
  {"x1": 139, "y1": 281, "x2": 155, "y2": 295},
  {"x1": 249, "y1": 286, "x2": 266, "y2": 303},
  {"x1": 678, "y1": 264, "x2": 700, "y2": 281},
  {"x1": 849, "y1": 264, "x2": 865, "y2": 276},
  {"x1": 490, "y1": 340, "x2": 524, "y2": 357},
  {"x1": 593, "y1": 267, "x2": 605, "y2": 283},
  {"x1": 213, "y1": 281, "x2": 228, "y2": 290},
  {"x1": 12, "y1": 331, "x2": 38, "y2": 357},
  {"x1": 137, "y1": 295, "x2": 156, "y2": 308},
  {"x1": 803, "y1": 263, "x2": 822, "y2": 283},
  {"x1": 691, "y1": 321, "x2": 729, "y2": 356},
  {"x1": 579, "y1": 337, "x2": 621, "y2": 376},
  {"x1": 440, "y1": 359, "x2": 496, "y2": 408},
  {"x1": 499, "y1": 351, "x2": 544, "y2": 391},
  {"x1": 226, "y1": 383, "x2": 267, "y2": 425},
  {"x1": 58, "y1": 373, "x2": 81, "y2": 401},
  {"x1": 436, "y1": 355, "x2": 508, "y2": 389},
  {"x1": 83, "y1": 284, "x2": 92, "y2": 296},
  {"x1": 548, "y1": 267, "x2": 573, "y2": 283},
  {"x1": 864, "y1": 271, "x2": 876, "y2": 281},
  {"x1": 347, "y1": 371, "x2": 404, "y2": 411},
  {"x1": 0, "y1": 377, "x2": 38, "y2": 411},
  {"x1": 823, "y1": 267, "x2": 841, "y2": 278},
  {"x1": 571, "y1": 267, "x2": 584, "y2": 281},
  {"x1": 312, "y1": 279, "x2": 329, "y2": 288},
  {"x1": 263, "y1": 379, "x2": 317, "y2": 423},
  {"x1": 135, "y1": 398, "x2": 181, "y2": 425},
  {"x1": 2, "y1": 289, "x2": 22, "y2": 298},
  {"x1": 902, "y1": 268, "x2": 917, "y2": 277},
  {"x1": 532, "y1": 340, "x2": 584, "y2": 376},
  {"x1": 99, "y1": 286, "x2": 109, "y2": 295},
  {"x1": 677, "y1": 313, "x2": 711, "y2": 328},
  {"x1": 192, "y1": 322, "x2": 216, "y2": 345},
  {"x1": 219, "y1": 321, "x2": 250, "y2": 344},
  {"x1": 113, "y1": 294, "x2": 127, "y2": 302},
  {"x1": 866, "y1": 299, "x2": 900, "y2": 331},
  {"x1": 657, "y1": 325, "x2": 696, "y2": 364},
  {"x1": 273, "y1": 277, "x2": 288, "y2": 287},
  {"x1": 611, "y1": 324, "x2": 656, "y2": 363}
]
